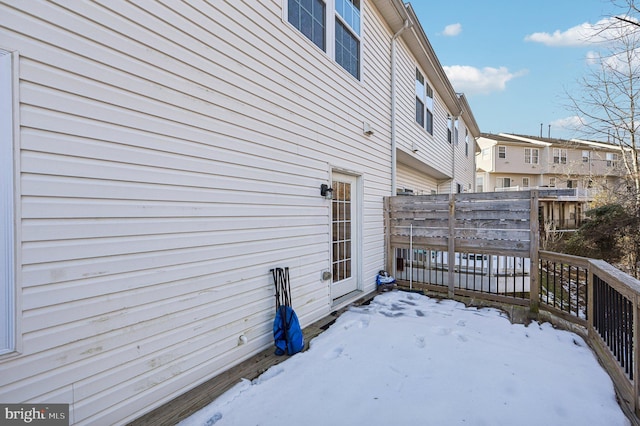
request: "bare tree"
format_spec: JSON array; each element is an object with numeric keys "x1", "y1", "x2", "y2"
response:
[
  {"x1": 566, "y1": 1, "x2": 640, "y2": 277},
  {"x1": 569, "y1": 9, "x2": 640, "y2": 208}
]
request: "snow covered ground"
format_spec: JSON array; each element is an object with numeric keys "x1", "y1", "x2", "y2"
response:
[{"x1": 179, "y1": 291, "x2": 629, "y2": 426}]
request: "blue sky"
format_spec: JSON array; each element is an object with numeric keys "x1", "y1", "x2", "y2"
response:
[{"x1": 409, "y1": 0, "x2": 620, "y2": 140}]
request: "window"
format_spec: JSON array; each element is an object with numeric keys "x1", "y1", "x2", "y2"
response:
[
  {"x1": 447, "y1": 115, "x2": 452, "y2": 144},
  {"x1": 482, "y1": 148, "x2": 490, "y2": 159},
  {"x1": 582, "y1": 150, "x2": 590, "y2": 163},
  {"x1": 606, "y1": 152, "x2": 618, "y2": 167},
  {"x1": 524, "y1": 148, "x2": 539, "y2": 164},
  {"x1": 567, "y1": 180, "x2": 578, "y2": 189},
  {"x1": 287, "y1": 0, "x2": 361, "y2": 79},
  {"x1": 549, "y1": 177, "x2": 556, "y2": 187},
  {"x1": 415, "y1": 69, "x2": 433, "y2": 134},
  {"x1": 553, "y1": 148, "x2": 567, "y2": 164},
  {"x1": 465, "y1": 129, "x2": 469, "y2": 156},
  {"x1": 0, "y1": 49, "x2": 15, "y2": 354},
  {"x1": 497, "y1": 177, "x2": 511, "y2": 188},
  {"x1": 498, "y1": 146, "x2": 506, "y2": 159},
  {"x1": 335, "y1": 0, "x2": 360, "y2": 79},
  {"x1": 288, "y1": 0, "x2": 325, "y2": 50},
  {"x1": 454, "y1": 119, "x2": 459, "y2": 146},
  {"x1": 522, "y1": 177, "x2": 530, "y2": 187},
  {"x1": 476, "y1": 176, "x2": 484, "y2": 193},
  {"x1": 456, "y1": 183, "x2": 463, "y2": 193}
]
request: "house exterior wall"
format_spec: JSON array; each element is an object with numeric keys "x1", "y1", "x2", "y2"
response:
[
  {"x1": 0, "y1": 1, "x2": 404, "y2": 424},
  {"x1": 392, "y1": 23, "x2": 478, "y2": 195}
]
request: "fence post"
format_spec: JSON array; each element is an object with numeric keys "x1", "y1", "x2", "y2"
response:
[
  {"x1": 448, "y1": 193, "x2": 455, "y2": 298},
  {"x1": 529, "y1": 190, "x2": 540, "y2": 313}
]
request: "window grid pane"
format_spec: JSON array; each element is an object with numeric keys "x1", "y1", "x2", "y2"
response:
[{"x1": 288, "y1": 0, "x2": 325, "y2": 51}]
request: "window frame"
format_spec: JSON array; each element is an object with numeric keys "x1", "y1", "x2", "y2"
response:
[
  {"x1": 553, "y1": 148, "x2": 567, "y2": 164},
  {"x1": 285, "y1": 0, "x2": 361, "y2": 80},
  {"x1": 582, "y1": 150, "x2": 590, "y2": 163},
  {"x1": 524, "y1": 148, "x2": 539, "y2": 164},
  {"x1": 415, "y1": 68, "x2": 433, "y2": 134},
  {"x1": 498, "y1": 146, "x2": 506, "y2": 159},
  {"x1": 522, "y1": 177, "x2": 530, "y2": 187},
  {"x1": 465, "y1": 129, "x2": 469, "y2": 157},
  {"x1": 606, "y1": 152, "x2": 618, "y2": 167},
  {"x1": 0, "y1": 49, "x2": 16, "y2": 355}
]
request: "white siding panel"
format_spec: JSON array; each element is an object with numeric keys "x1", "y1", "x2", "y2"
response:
[{"x1": 1, "y1": 0, "x2": 395, "y2": 423}]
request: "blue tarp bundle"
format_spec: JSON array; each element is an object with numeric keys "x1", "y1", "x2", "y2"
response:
[{"x1": 271, "y1": 267, "x2": 304, "y2": 356}]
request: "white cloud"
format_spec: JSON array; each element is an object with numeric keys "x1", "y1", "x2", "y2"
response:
[
  {"x1": 442, "y1": 23, "x2": 462, "y2": 37},
  {"x1": 550, "y1": 116, "x2": 585, "y2": 130},
  {"x1": 442, "y1": 65, "x2": 528, "y2": 95},
  {"x1": 524, "y1": 16, "x2": 639, "y2": 47}
]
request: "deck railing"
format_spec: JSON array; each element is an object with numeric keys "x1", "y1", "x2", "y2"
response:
[{"x1": 385, "y1": 192, "x2": 640, "y2": 423}]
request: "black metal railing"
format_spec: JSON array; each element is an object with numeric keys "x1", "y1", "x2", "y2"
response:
[
  {"x1": 539, "y1": 253, "x2": 589, "y2": 320},
  {"x1": 593, "y1": 274, "x2": 634, "y2": 381},
  {"x1": 393, "y1": 248, "x2": 530, "y2": 300}
]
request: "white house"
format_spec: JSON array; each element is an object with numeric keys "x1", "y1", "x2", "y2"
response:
[{"x1": 0, "y1": 1, "x2": 479, "y2": 424}]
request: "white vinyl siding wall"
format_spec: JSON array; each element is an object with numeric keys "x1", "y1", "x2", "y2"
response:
[
  {"x1": 0, "y1": 1, "x2": 393, "y2": 424},
  {"x1": 394, "y1": 40, "x2": 453, "y2": 178}
]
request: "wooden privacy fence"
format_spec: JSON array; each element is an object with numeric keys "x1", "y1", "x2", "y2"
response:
[
  {"x1": 385, "y1": 191, "x2": 640, "y2": 422},
  {"x1": 384, "y1": 190, "x2": 569, "y2": 307}
]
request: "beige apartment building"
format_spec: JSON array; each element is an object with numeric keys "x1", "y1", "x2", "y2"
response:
[{"x1": 476, "y1": 133, "x2": 628, "y2": 229}]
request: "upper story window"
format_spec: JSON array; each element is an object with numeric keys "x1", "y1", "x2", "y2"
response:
[
  {"x1": 498, "y1": 146, "x2": 506, "y2": 159},
  {"x1": 287, "y1": 0, "x2": 360, "y2": 79},
  {"x1": 454, "y1": 119, "x2": 459, "y2": 146},
  {"x1": 553, "y1": 148, "x2": 567, "y2": 164},
  {"x1": 465, "y1": 129, "x2": 469, "y2": 156},
  {"x1": 288, "y1": 0, "x2": 326, "y2": 50},
  {"x1": 447, "y1": 115, "x2": 452, "y2": 144},
  {"x1": 606, "y1": 152, "x2": 618, "y2": 167},
  {"x1": 524, "y1": 148, "x2": 539, "y2": 164},
  {"x1": 334, "y1": 0, "x2": 360, "y2": 79},
  {"x1": 0, "y1": 49, "x2": 15, "y2": 355},
  {"x1": 582, "y1": 150, "x2": 590, "y2": 163},
  {"x1": 415, "y1": 69, "x2": 433, "y2": 134}
]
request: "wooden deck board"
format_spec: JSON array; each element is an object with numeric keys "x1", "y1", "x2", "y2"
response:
[{"x1": 128, "y1": 292, "x2": 375, "y2": 426}]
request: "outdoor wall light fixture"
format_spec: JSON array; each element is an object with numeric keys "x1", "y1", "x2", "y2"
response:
[{"x1": 320, "y1": 184, "x2": 333, "y2": 199}]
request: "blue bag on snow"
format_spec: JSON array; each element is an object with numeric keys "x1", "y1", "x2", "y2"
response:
[{"x1": 273, "y1": 305, "x2": 304, "y2": 356}]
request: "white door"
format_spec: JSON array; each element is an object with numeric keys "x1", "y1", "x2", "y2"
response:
[{"x1": 331, "y1": 173, "x2": 359, "y2": 299}]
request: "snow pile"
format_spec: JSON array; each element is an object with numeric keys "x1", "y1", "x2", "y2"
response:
[{"x1": 180, "y1": 291, "x2": 629, "y2": 426}]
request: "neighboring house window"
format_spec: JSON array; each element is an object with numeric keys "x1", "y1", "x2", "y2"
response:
[
  {"x1": 524, "y1": 148, "x2": 539, "y2": 164},
  {"x1": 582, "y1": 150, "x2": 590, "y2": 163},
  {"x1": 498, "y1": 146, "x2": 506, "y2": 159},
  {"x1": 0, "y1": 49, "x2": 15, "y2": 354},
  {"x1": 522, "y1": 177, "x2": 530, "y2": 187},
  {"x1": 553, "y1": 148, "x2": 567, "y2": 164},
  {"x1": 606, "y1": 152, "x2": 618, "y2": 167},
  {"x1": 476, "y1": 176, "x2": 484, "y2": 192},
  {"x1": 497, "y1": 177, "x2": 511, "y2": 188},
  {"x1": 465, "y1": 129, "x2": 469, "y2": 156},
  {"x1": 456, "y1": 183, "x2": 463, "y2": 193},
  {"x1": 567, "y1": 180, "x2": 578, "y2": 188},
  {"x1": 287, "y1": 0, "x2": 360, "y2": 79},
  {"x1": 549, "y1": 177, "x2": 556, "y2": 187},
  {"x1": 447, "y1": 115, "x2": 452, "y2": 144},
  {"x1": 415, "y1": 69, "x2": 433, "y2": 134}
]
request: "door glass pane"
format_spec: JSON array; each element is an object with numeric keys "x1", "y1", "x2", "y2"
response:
[{"x1": 332, "y1": 179, "x2": 352, "y2": 283}]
